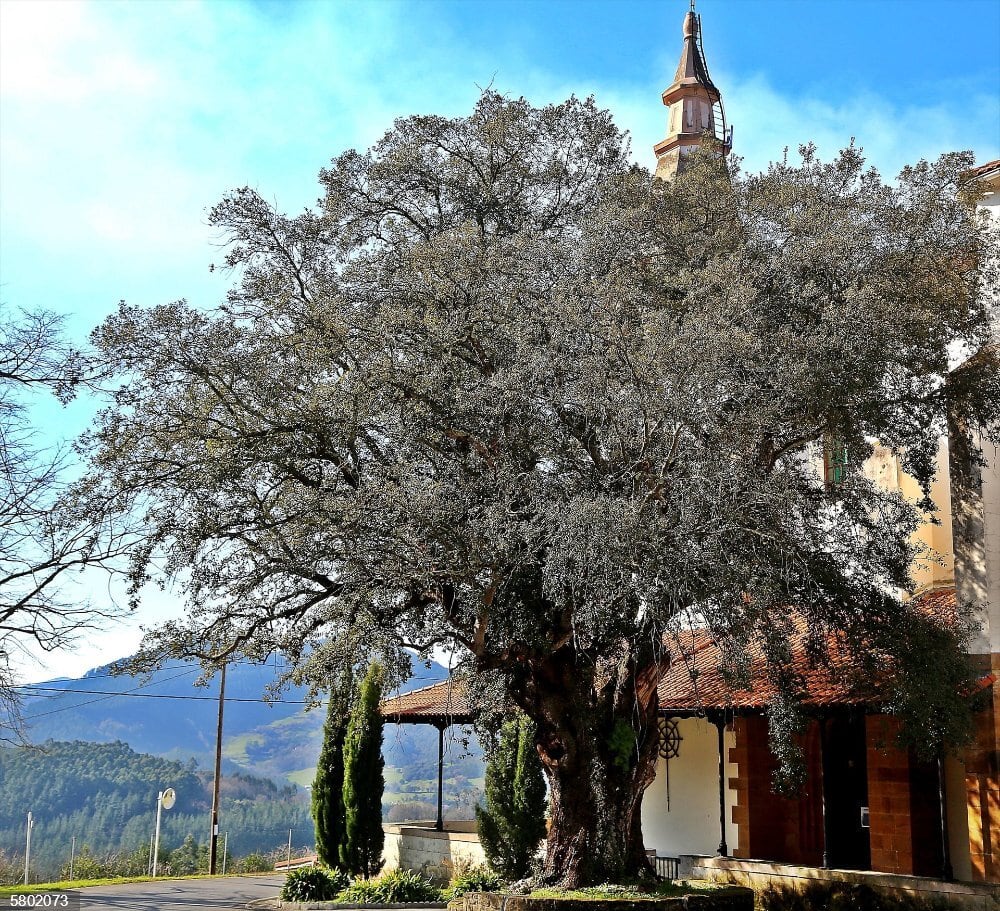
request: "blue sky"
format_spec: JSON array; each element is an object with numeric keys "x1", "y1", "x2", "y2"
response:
[{"x1": 2, "y1": 0, "x2": 999, "y2": 679}]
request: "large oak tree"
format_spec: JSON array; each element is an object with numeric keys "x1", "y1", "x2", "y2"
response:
[{"x1": 77, "y1": 94, "x2": 999, "y2": 885}]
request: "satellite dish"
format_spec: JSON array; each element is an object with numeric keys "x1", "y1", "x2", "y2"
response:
[{"x1": 161, "y1": 788, "x2": 176, "y2": 810}]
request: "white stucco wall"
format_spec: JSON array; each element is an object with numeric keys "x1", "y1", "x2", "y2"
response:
[
  {"x1": 970, "y1": 437, "x2": 1000, "y2": 655},
  {"x1": 640, "y1": 717, "x2": 738, "y2": 858},
  {"x1": 967, "y1": 180, "x2": 1000, "y2": 655}
]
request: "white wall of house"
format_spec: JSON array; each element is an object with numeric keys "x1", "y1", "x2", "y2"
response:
[
  {"x1": 978, "y1": 182, "x2": 999, "y2": 656},
  {"x1": 640, "y1": 717, "x2": 738, "y2": 858},
  {"x1": 980, "y1": 441, "x2": 1000, "y2": 655}
]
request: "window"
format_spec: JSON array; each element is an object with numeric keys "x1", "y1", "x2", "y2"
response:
[{"x1": 824, "y1": 436, "x2": 849, "y2": 486}]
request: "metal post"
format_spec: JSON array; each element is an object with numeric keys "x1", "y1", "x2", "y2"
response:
[
  {"x1": 148, "y1": 835, "x2": 154, "y2": 877},
  {"x1": 24, "y1": 811, "x2": 33, "y2": 885},
  {"x1": 152, "y1": 792, "x2": 163, "y2": 877},
  {"x1": 70, "y1": 835, "x2": 75, "y2": 881},
  {"x1": 819, "y1": 717, "x2": 830, "y2": 870},
  {"x1": 286, "y1": 829, "x2": 292, "y2": 870},
  {"x1": 435, "y1": 723, "x2": 445, "y2": 832},
  {"x1": 714, "y1": 717, "x2": 728, "y2": 857},
  {"x1": 222, "y1": 832, "x2": 228, "y2": 875},
  {"x1": 209, "y1": 663, "x2": 227, "y2": 875},
  {"x1": 937, "y1": 755, "x2": 953, "y2": 881}
]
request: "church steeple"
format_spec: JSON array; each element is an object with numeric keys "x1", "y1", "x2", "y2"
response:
[{"x1": 654, "y1": 3, "x2": 732, "y2": 181}]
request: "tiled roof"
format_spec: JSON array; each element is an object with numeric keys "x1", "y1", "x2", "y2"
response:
[
  {"x1": 380, "y1": 588, "x2": 974, "y2": 720},
  {"x1": 380, "y1": 678, "x2": 473, "y2": 723},
  {"x1": 657, "y1": 587, "x2": 963, "y2": 712},
  {"x1": 965, "y1": 158, "x2": 1000, "y2": 180}
]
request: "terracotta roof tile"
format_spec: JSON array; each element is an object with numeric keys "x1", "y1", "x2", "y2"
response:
[
  {"x1": 380, "y1": 678, "x2": 472, "y2": 723},
  {"x1": 380, "y1": 588, "x2": 973, "y2": 720}
]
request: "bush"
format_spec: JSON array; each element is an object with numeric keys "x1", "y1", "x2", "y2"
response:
[
  {"x1": 759, "y1": 882, "x2": 956, "y2": 911},
  {"x1": 341, "y1": 869, "x2": 443, "y2": 903},
  {"x1": 280, "y1": 866, "x2": 346, "y2": 902},
  {"x1": 234, "y1": 852, "x2": 273, "y2": 873},
  {"x1": 449, "y1": 864, "x2": 506, "y2": 897},
  {"x1": 340, "y1": 876, "x2": 384, "y2": 904},
  {"x1": 57, "y1": 844, "x2": 152, "y2": 881}
]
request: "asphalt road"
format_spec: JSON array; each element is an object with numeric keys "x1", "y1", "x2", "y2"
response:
[{"x1": 75, "y1": 875, "x2": 284, "y2": 910}]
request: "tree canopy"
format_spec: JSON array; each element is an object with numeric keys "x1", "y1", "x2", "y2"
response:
[{"x1": 76, "y1": 92, "x2": 1000, "y2": 885}]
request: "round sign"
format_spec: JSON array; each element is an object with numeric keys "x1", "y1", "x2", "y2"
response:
[{"x1": 161, "y1": 788, "x2": 176, "y2": 810}]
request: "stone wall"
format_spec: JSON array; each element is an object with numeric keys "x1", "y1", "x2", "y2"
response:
[
  {"x1": 455, "y1": 889, "x2": 753, "y2": 911},
  {"x1": 680, "y1": 855, "x2": 1000, "y2": 910},
  {"x1": 729, "y1": 716, "x2": 823, "y2": 866},
  {"x1": 382, "y1": 823, "x2": 487, "y2": 878}
]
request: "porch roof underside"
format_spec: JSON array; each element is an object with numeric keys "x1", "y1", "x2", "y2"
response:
[{"x1": 380, "y1": 588, "x2": 981, "y2": 724}]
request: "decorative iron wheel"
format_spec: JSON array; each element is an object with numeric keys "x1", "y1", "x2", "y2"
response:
[{"x1": 657, "y1": 717, "x2": 682, "y2": 759}]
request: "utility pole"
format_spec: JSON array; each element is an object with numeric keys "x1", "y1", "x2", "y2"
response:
[
  {"x1": 286, "y1": 829, "x2": 292, "y2": 870},
  {"x1": 209, "y1": 663, "x2": 227, "y2": 874},
  {"x1": 23, "y1": 812, "x2": 33, "y2": 885},
  {"x1": 70, "y1": 835, "x2": 76, "y2": 881}
]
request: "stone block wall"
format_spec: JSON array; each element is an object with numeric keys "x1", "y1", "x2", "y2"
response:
[
  {"x1": 865, "y1": 716, "x2": 916, "y2": 875},
  {"x1": 382, "y1": 823, "x2": 487, "y2": 879},
  {"x1": 729, "y1": 716, "x2": 823, "y2": 866}
]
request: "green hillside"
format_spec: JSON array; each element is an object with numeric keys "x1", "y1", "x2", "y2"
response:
[{"x1": 0, "y1": 740, "x2": 311, "y2": 881}]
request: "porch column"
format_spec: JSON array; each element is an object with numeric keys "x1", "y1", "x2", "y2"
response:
[
  {"x1": 819, "y1": 715, "x2": 830, "y2": 869},
  {"x1": 435, "y1": 722, "x2": 446, "y2": 832},
  {"x1": 713, "y1": 715, "x2": 728, "y2": 857},
  {"x1": 937, "y1": 754, "x2": 953, "y2": 881}
]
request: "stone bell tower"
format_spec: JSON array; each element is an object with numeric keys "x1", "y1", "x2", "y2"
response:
[{"x1": 654, "y1": 2, "x2": 732, "y2": 181}]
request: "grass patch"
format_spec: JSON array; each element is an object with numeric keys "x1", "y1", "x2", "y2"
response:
[
  {"x1": 529, "y1": 881, "x2": 726, "y2": 900},
  {"x1": 287, "y1": 767, "x2": 318, "y2": 787}
]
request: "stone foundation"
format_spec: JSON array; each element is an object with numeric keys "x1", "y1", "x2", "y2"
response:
[
  {"x1": 382, "y1": 822, "x2": 487, "y2": 879},
  {"x1": 453, "y1": 890, "x2": 752, "y2": 911},
  {"x1": 680, "y1": 855, "x2": 1000, "y2": 910}
]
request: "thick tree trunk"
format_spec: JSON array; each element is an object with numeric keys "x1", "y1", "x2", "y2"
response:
[{"x1": 513, "y1": 650, "x2": 662, "y2": 887}]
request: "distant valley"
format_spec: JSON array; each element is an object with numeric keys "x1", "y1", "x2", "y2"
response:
[{"x1": 2, "y1": 656, "x2": 484, "y2": 879}]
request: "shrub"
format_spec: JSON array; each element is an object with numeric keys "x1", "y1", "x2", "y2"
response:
[
  {"x1": 449, "y1": 864, "x2": 506, "y2": 897},
  {"x1": 341, "y1": 869, "x2": 443, "y2": 903},
  {"x1": 280, "y1": 866, "x2": 345, "y2": 902},
  {"x1": 340, "y1": 876, "x2": 384, "y2": 904},
  {"x1": 374, "y1": 869, "x2": 443, "y2": 902},
  {"x1": 475, "y1": 713, "x2": 546, "y2": 880},
  {"x1": 234, "y1": 852, "x2": 273, "y2": 873}
]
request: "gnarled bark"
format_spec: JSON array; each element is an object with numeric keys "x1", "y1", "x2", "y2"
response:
[{"x1": 510, "y1": 648, "x2": 662, "y2": 887}]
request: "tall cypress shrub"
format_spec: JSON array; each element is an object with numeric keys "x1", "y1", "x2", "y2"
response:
[
  {"x1": 340, "y1": 662, "x2": 385, "y2": 877},
  {"x1": 312, "y1": 670, "x2": 353, "y2": 868},
  {"x1": 476, "y1": 712, "x2": 547, "y2": 879}
]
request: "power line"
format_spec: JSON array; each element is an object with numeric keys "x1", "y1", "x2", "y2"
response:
[
  {"x1": 17, "y1": 684, "x2": 312, "y2": 704},
  {"x1": 21, "y1": 668, "x2": 202, "y2": 720}
]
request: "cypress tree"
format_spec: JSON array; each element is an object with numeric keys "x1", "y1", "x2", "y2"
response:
[
  {"x1": 340, "y1": 662, "x2": 385, "y2": 877},
  {"x1": 312, "y1": 670, "x2": 353, "y2": 868},
  {"x1": 475, "y1": 712, "x2": 547, "y2": 880}
]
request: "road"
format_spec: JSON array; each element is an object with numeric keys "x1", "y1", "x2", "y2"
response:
[{"x1": 76, "y1": 875, "x2": 284, "y2": 910}]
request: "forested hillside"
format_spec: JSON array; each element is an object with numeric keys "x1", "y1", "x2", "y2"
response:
[
  {"x1": 18, "y1": 656, "x2": 485, "y2": 821},
  {"x1": 0, "y1": 741, "x2": 311, "y2": 880}
]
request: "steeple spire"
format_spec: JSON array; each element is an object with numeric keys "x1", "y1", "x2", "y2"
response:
[{"x1": 654, "y1": 3, "x2": 731, "y2": 181}]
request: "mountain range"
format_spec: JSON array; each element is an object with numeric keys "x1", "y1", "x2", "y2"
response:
[{"x1": 19, "y1": 655, "x2": 484, "y2": 817}]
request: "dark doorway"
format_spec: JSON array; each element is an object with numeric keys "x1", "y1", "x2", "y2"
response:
[{"x1": 822, "y1": 713, "x2": 871, "y2": 870}]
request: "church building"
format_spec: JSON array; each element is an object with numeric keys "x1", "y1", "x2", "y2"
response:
[{"x1": 379, "y1": 5, "x2": 1000, "y2": 899}]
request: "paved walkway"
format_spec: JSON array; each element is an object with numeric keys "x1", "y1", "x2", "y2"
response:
[{"x1": 76, "y1": 875, "x2": 284, "y2": 911}]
